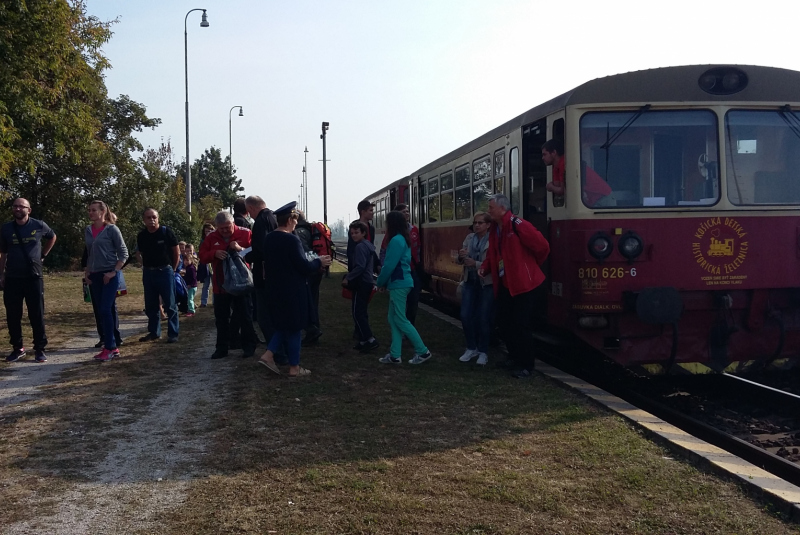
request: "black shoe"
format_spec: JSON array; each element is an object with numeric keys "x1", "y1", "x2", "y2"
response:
[
  {"x1": 35, "y1": 350, "x2": 47, "y2": 363},
  {"x1": 302, "y1": 329, "x2": 323, "y2": 346},
  {"x1": 358, "y1": 339, "x2": 379, "y2": 353},
  {"x1": 94, "y1": 340, "x2": 104, "y2": 348},
  {"x1": 139, "y1": 333, "x2": 160, "y2": 342},
  {"x1": 5, "y1": 348, "x2": 25, "y2": 362},
  {"x1": 511, "y1": 368, "x2": 535, "y2": 379},
  {"x1": 210, "y1": 350, "x2": 228, "y2": 359},
  {"x1": 167, "y1": 336, "x2": 179, "y2": 344}
]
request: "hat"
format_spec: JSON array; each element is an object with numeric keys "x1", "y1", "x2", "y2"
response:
[{"x1": 274, "y1": 201, "x2": 298, "y2": 217}]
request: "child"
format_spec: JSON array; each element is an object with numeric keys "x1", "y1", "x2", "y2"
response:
[
  {"x1": 182, "y1": 244, "x2": 198, "y2": 317},
  {"x1": 343, "y1": 221, "x2": 378, "y2": 352}
]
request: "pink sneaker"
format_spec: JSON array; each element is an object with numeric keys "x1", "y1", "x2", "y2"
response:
[
  {"x1": 185, "y1": 313, "x2": 195, "y2": 317},
  {"x1": 93, "y1": 348, "x2": 114, "y2": 362}
]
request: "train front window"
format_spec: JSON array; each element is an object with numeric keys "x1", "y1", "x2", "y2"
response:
[
  {"x1": 725, "y1": 110, "x2": 800, "y2": 205},
  {"x1": 579, "y1": 110, "x2": 719, "y2": 208}
]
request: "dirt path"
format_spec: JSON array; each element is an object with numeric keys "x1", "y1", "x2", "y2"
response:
[{"x1": 1, "y1": 323, "x2": 231, "y2": 534}]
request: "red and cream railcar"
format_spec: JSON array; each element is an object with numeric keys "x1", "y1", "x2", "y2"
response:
[{"x1": 367, "y1": 65, "x2": 800, "y2": 374}]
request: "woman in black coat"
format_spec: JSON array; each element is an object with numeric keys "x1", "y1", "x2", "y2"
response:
[{"x1": 258, "y1": 202, "x2": 332, "y2": 377}]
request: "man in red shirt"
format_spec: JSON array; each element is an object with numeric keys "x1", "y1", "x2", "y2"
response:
[
  {"x1": 478, "y1": 194, "x2": 549, "y2": 378},
  {"x1": 542, "y1": 139, "x2": 612, "y2": 206},
  {"x1": 199, "y1": 211, "x2": 257, "y2": 359}
]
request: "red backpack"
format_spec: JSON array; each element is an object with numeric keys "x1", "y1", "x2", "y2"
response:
[{"x1": 310, "y1": 221, "x2": 333, "y2": 257}]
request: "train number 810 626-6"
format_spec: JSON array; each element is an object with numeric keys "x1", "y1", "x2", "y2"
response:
[{"x1": 578, "y1": 267, "x2": 637, "y2": 279}]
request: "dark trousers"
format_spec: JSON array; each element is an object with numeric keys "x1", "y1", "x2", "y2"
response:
[
  {"x1": 496, "y1": 285, "x2": 536, "y2": 370},
  {"x1": 351, "y1": 283, "x2": 373, "y2": 342},
  {"x1": 89, "y1": 272, "x2": 120, "y2": 351},
  {"x1": 4, "y1": 276, "x2": 47, "y2": 351},
  {"x1": 406, "y1": 270, "x2": 421, "y2": 325},
  {"x1": 213, "y1": 292, "x2": 257, "y2": 353},
  {"x1": 307, "y1": 271, "x2": 322, "y2": 332},
  {"x1": 143, "y1": 267, "x2": 179, "y2": 339}
]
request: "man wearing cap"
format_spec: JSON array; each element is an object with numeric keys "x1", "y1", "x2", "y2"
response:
[
  {"x1": 199, "y1": 210, "x2": 257, "y2": 359},
  {"x1": 245, "y1": 195, "x2": 279, "y2": 347},
  {"x1": 258, "y1": 201, "x2": 332, "y2": 378},
  {"x1": 0, "y1": 198, "x2": 56, "y2": 363}
]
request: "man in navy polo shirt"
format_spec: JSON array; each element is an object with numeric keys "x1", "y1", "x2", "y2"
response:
[
  {"x1": 136, "y1": 208, "x2": 180, "y2": 343},
  {"x1": 0, "y1": 198, "x2": 57, "y2": 362}
]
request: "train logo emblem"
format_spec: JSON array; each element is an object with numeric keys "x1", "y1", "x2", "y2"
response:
[{"x1": 691, "y1": 217, "x2": 748, "y2": 275}]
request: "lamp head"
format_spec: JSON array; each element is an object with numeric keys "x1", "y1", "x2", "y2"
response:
[
  {"x1": 238, "y1": 107, "x2": 244, "y2": 116},
  {"x1": 200, "y1": 10, "x2": 209, "y2": 27}
]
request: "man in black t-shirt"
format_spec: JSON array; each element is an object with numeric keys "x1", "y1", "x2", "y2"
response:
[
  {"x1": 0, "y1": 198, "x2": 56, "y2": 362},
  {"x1": 136, "y1": 208, "x2": 180, "y2": 343}
]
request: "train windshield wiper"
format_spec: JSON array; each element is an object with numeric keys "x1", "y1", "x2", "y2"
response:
[
  {"x1": 600, "y1": 104, "x2": 651, "y2": 150},
  {"x1": 778, "y1": 105, "x2": 800, "y2": 142},
  {"x1": 600, "y1": 105, "x2": 650, "y2": 184}
]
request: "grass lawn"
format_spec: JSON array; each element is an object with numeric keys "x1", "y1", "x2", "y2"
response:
[{"x1": 0, "y1": 265, "x2": 797, "y2": 534}]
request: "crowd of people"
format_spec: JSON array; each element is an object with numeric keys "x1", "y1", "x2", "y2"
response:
[{"x1": 1, "y1": 184, "x2": 551, "y2": 379}]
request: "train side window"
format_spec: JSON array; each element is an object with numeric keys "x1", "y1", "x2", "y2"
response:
[
  {"x1": 454, "y1": 165, "x2": 471, "y2": 220},
  {"x1": 510, "y1": 147, "x2": 520, "y2": 214},
  {"x1": 419, "y1": 180, "x2": 427, "y2": 224},
  {"x1": 472, "y1": 156, "x2": 491, "y2": 215},
  {"x1": 428, "y1": 177, "x2": 440, "y2": 222},
  {"x1": 494, "y1": 150, "x2": 505, "y2": 194},
  {"x1": 440, "y1": 172, "x2": 454, "y2": 221}
]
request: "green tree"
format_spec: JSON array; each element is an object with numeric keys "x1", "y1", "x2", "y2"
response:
[
  {"x1": 185, "y1": 146, "x2": 242, "y2": 209},
  {"x1": 0, "y1": 0, "x2": 160, "y2": 267}
]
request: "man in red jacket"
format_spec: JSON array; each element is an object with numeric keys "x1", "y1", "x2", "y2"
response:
[
  {"x1": 199, "y1": 211, "x2": 257, "y2": 360},
  {"x1": 478, "y1": 194, "x2": 550, "y2": 378}
]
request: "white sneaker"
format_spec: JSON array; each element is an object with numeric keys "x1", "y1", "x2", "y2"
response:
[
  {"x1": 476, "y1": 353, "x2": 488, "y2": 366},
  {"x1": 459, "y1": 349, "x2": 478, "y2": 362},
  {"x1": 379, "y1": 354, "x2": 402, "y2": 364},
  {"x1": 409, "y1": 351, "x2": 432, "y2": 365}
]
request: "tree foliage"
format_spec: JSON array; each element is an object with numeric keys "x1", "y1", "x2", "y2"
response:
[{"x1": 0, "y1": 1, "x2": 239, "y2": 267}]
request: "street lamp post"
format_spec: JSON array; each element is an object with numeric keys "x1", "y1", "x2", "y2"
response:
[
  {"x1": 303, "y1": 146, "x2": 309, "y2": 218},
  {"x1": 229, "y1": 106, "x2": 243, "y2": 177},
  {"x1": 184, "y1": 8, "x2": 209, "y2": 216},
  {"x1": 320, "y1": 122, "x2": 329, "y2": 225}
]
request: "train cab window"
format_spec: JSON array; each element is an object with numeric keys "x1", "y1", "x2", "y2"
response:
[
  {"x1": 579, "y1": 110, "x2": 719, "y2": 208},
  {"x1": 440, "y1": 172, "x2": 454, "y2": 221},
  {"x1": 472, "y1": 156, "x2": 491, "y2": 215},
  {"x1": 725, "y1": 110, "x2": 800, "y2": 205},
  {"x1": 427, "y1": 177, "x2": 440, "y2": 222},
  {"x1": 510, "y1": 147, "x2": 520, "y2": 214},
  {"x1": 455, "y1": 165, "x2": 471, "y2": 220},
  {"x1": 494, "y1": 150, "x2": 505, "y2": 194}
]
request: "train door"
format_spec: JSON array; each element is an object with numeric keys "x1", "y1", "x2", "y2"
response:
[
  {"x1": 521, "y1": 118, "x2": 548, "y2": 233},
  {"x1": 521, "y1": 117, "x2": 553, "y2": 325}
]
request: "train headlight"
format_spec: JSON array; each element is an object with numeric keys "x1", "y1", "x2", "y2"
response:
[
  {"x1": 618, "y1": 231, "x2": 643, "y2": 261},
  {"x1": 588, "y1": 232, "x2": 613, "y2": 261},
  {"x1": 698, "y1": 67, "x2": 748, "y2": 95}
]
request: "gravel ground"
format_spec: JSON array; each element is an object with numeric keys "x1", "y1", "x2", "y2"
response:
[{"x1": 0, "y1": 320, "x2": 230, "y2": 534}]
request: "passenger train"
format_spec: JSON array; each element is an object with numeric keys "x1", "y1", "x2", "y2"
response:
[{"x1": 364, "y1": 65, "x2": 800, "y2": 374}]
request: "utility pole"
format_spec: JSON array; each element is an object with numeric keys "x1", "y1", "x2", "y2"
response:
[
  {"x1": 303, "y1": 146, "x2": 309, "y2": 219},
  {"x1": 320, "y1": 122, "x2": 329, "y2": 225}
]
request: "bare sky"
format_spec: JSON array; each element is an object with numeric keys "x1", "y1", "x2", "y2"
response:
[{"x1": 87, "y1": 0, "x2": 796, "y2": 224}]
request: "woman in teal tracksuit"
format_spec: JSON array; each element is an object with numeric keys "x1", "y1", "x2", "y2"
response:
[{"x1": 376, "y1": 211, "x2": 431, "y2": 365}]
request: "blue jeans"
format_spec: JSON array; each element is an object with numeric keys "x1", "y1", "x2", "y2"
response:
[
  {"x1": 460, "y1": 280, "x2": 494, "y2": 353},
  {"x1": 142, "y1": 267, "x2": 179, "y2": 339},
  {"x1": 268, "y1": 330, "x2": 302, "y2": 366},
  {"x1": 388, "y1": 287, "x2": 427, "y2": 358},
  {"x1": 201, "y1": 277, "x2": 212, "y2": 306},
  {"x1": 89, "y1": 272, "x2": 120, "y2": 351}
]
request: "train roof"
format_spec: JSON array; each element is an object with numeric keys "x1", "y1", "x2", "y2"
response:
[{"x1": 409, "y1": 64, "x2": 800, "y2": 178}]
